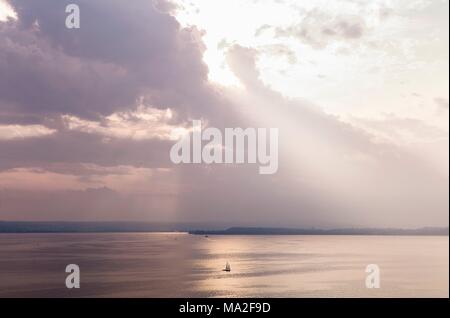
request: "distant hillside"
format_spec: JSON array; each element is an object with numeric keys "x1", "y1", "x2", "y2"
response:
[
  {"x1": 0, "y1": 222, "x2": 448, "y2": 235},
  {"x1": 189, "y1": 227, "x2": 449, "y2": 236},
  {"x1": 0, "y1": 221, "x2": 199, "y2": 233}
]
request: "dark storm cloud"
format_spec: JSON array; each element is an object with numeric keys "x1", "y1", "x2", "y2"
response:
[
  {"x1": 0, "y1": 21, "x2": 134, "y2": 118},
  {"x1": 1, "y1": 0, "x2": 209, "y2": 119},
  {"x1": 0, "y1": 130, "x2": 174, "y2": 171},
  {"x1": 0, "y1": 0, "x2": 243, "y2": 177}
]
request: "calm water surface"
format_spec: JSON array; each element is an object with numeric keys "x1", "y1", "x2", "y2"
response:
[{"x1": 0, "y1": 233, "x2": 448, "y2": 297}]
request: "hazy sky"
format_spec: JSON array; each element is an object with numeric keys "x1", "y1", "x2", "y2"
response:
[{"x1": 0, "y1": 0, "x2": 448, "y2": 228}]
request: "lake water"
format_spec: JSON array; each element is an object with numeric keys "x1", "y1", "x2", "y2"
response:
[{"x1": 0, "y1": 233, "x2": 448, "y2": 297}]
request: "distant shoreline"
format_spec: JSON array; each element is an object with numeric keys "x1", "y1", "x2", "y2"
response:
[
  {"x1": 0, "y1": 221, "x2": 448, "y2": 236},
  {"x1": 189, "y1": 227, "x2": 450, "y2": 236}
]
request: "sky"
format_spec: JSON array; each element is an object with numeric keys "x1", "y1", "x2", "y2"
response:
[{"x1": 0, "y1": 0, "x2": 448, "y2": 228}]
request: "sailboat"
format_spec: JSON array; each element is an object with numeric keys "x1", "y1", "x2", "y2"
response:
[{"x1": 223, "y1": 261, "x2": 231, "y2": 272}]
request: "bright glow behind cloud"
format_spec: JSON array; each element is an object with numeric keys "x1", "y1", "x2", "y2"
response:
[
  {"x1": 173, "y1": 0, "x2": 449, "y2": 130},
  {"x1": 0, "y1": 0, "x2": 17, "y2": 21}
]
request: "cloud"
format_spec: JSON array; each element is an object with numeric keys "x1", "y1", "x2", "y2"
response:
[
  {"x1": 434, "y1": 97, "x2": 449, "y2": 112},
  {"x1": 0, "y1": 124, "x2": 55, "y2": 140},
  {"x1": 348, "y1": 113, "x2": 449, "y2": 145},
  {"x1": 258, "y1": 44, "x2": 298, "y2": 64},
  {"x1": 257, "y1": 11, "x2": 367, "y2": 49},
  {"x1": 1, "y1": 0, "x2": 210, "y2": 119},
  {"x1": 0, "y1": 165, "x2": 181, "y2": 221},
  {"x1": 0, "y1": 165, "x2": 177, "y2": 194},
  {"x1": 62, "y1": 106, "x2": 189, "y2": 141},
  {"x1": 0, "y1": 130, "x2": 175, "y2": 172}
]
